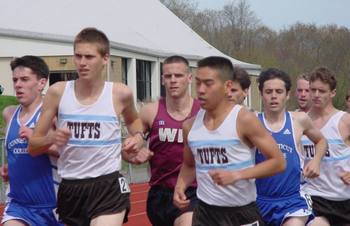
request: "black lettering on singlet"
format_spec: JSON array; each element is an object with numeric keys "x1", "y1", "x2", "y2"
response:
[
  {"x1": 80, "y1": 122, "x2": 87, "y2": 138},
  {"x1": 87, "y1": 122, "x2": 94, "y2": 138},
  {"x1": 66, "y1": 121, "x2": 101, "y2": 139},
  {"x1": 221, "y1": 148, "x2": 228, "y2": 163},
  {"x1": 73, "y1": 122, "x2": 80, "y2": 138},
  {"x1": 304, "y1": 145, "x2": 315, "y2": 158},
  {"x1": 67, "y1": 121, "x2": 74, "y2": 131},
  {"x1": 203, "y1": 148, "x2": 210, "y2": 163},
  {"x1": 197, "y1": 147, "x2": 228, "y2": 164},
  {"x1": 198, "y1": 149, "x2": 204, "y2": 163},
  {"x1": 94, "y1": 123, "x2": 101, "y2": 138},
  {"x1": 304, "y1": 144, "x2": 330, "y2": 158}
]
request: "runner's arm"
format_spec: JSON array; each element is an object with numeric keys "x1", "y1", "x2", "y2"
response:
[
  {"x1": 238, "y1": 109, "x2": 286, "y2": 180},
  {"x1": 28, "y1": 83, "x2": 63, "y2": 156}
]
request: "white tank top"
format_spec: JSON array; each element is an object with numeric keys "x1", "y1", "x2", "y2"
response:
[
  {"x1": 188, "y1": 105, "x2": 256, "y2": 206},
  {"x1": 57, "y1": 81, "x2": 121, "y2": 179},
  {"x1": 301, "y1": 111, "x2": 350, "y2": 200}
]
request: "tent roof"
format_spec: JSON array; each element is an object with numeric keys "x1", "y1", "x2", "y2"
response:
[{"x1": 0, "y1": 0, "x2": 260, "y2": 70}]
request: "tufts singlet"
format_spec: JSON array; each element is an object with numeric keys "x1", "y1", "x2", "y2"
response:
[
  {"x1": 188, "y1": 105, "x2": 256, "y2": 207},
  {"x1": 301, "y1": 111, "x2": 350, "y2": 201},
  {"x1": 5, "y1": 104, "x2": 59, "y2": 207},
  {"x1": 57, "y1": 81, "x2": 121, "y2": 179}
]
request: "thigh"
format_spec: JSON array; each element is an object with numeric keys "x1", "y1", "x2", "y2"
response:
[
  {"x1": 310, "y1": 217, "x2": 330, "y2": 226},
  {"x1": 2, "y1": 201, "x2": 62, "y2": 226},
  {"x1": 87, "y1": 173, "x2": 130, "y2": 221},
  {"x1": 258, "y1": 195, "x2": 312, "y2": 226},
  {"x1": 3, "y1": 220, "x2": 28, "y2": 226},
  {"x1": 282, "y1": 216, "x2": 308, "y2": 226},
  {"x1": 1, "y1": 201, "x2": 29, "y2": 226},
  {"x1": 90, "y1": 210, "x2": 125, "y2": 226},
  {"x1": 174, "y1": 186, "x2": 198, "y2": 226},
  {"x1": 57, "y1": 172, "x2": 130, "y2": 226},
  {"x1": 282, "y1": 195, "x2": 314, "y2": 225},
  {"x1": 174, "y1": 212, "x2": 193, "y2": 226}
]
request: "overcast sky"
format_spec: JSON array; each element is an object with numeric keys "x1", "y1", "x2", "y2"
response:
[{"x1": 196, "y1": 0, "x2": 350, "y2": 31}]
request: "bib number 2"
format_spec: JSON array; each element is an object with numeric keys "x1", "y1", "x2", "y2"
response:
[{"x1": 119, "y1": 177, "x2": 131, "y2": 194}]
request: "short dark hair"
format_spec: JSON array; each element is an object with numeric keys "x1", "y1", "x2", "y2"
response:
[
  {"x1": 197, "y1": 56, "x2": 234, "y2": 81},
  {"x1": 163, "y1": 55, "x2": 190, "y2": 72},
  {"x1": 74, "y1": 27, "x2": 110, "y2": 56},
  {"x1": 257, "y1": 68, "x2": 291, "y2": 92},
  {"x1": 232, "y1": 67, "x2": 251, "y2": 90},
  {"x1": 10, "y1": 55, "x2": 49, "y2": 79},
  {"x1": 309, "y1": 66, "x2": 337, "y2": 91},
  {"x1": 164, "y1": 55, "x2": 189, "y2": 66}
]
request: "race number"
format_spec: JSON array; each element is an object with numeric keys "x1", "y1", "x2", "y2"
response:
[
  {"x1": 118, "y1": 177, "x2": 131, "y2": 193},
  {"x1": 303, "y1": 193, "x2": 313, "y2": 210}
]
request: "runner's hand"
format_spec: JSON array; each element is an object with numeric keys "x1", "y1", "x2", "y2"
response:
[
  {"x1": 209, "y1": 169, "x2": 242, "y2": 186},
  {"x1": 122, "y1": 134, "x2": 143, "y2": 154},
  {"x1": 340, "y1": 171, "x2": 350, "y2": 185},
  {"x1": 123, "y1": 147, "x2": 153, "y2": 164},
  {"x1": 53, "y1": 127, "x2": 71, "y2": 147},
  {"x1": 0, "y1": 164, "x2": 9, "y2": 182},
  {"x1": 19, "y1": 126, "x2": 33, "y2": 140},
  {"x1": 173, "y1": 187, "x2": 190, "y2": 209}
]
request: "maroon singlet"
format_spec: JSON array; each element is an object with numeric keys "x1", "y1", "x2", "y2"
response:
[{"x1": 148, "y1": 98, "x2": 200, "y2": 188}]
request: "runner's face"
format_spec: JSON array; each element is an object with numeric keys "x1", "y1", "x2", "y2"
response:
[
  {"x1": 295, "y1": 79, "x2": 311, "y2": 110},
  {"x1": 310, "y1": 79, "x2": 335, "y2": 109},
  {"x1": 229, "y1": 81, "x2": 248, "y2": 105},
  {"x1": 162, "y1": 62, "x2": 191, "y2": 98},
  {"x1": 12, "y1": 67, "x2": 46, "y2": 106},
  {"x1": 74, "y1": 42, "x2": 108, "y2": 80},
  {"x1": 346, "y1": 96, "x2": 350, "y2": 113},
  {"x1": 195, "y1": 67, "x2": 226, "y2": 110},
  {"x1": 261, "y1": 78, "x2": 289, "y2": 113}
]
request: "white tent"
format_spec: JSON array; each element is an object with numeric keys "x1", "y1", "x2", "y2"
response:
[{"x1": 0, "y1": 0, "x2": 260, "y2": 69}]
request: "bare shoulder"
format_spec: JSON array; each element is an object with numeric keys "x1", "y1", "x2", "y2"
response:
[
  {"x1": 290, "y1": 111, "x2": 309, "y2": 125},
  {"x1": 237, "y1": 107, "x2": 262, "y2": 137},
  {"x1": 140, "y1": 101, "x2": 158, "y2": 115},
  {"x1": 183, "y1": 116, "x2": 196, "y2": 132},
  {"x1": 237, "y1": 106, "x2": 258, "y2": 124},
  {"x1": 339, "y1": 112, "x2": 350, "y2": 141},
  {"x1": 3, "y1": 105, "x2": 18, "y2": 124},
  {"x1": 290, "y1": 111, "x2": 307, "y2": 119},
  {"x1": 341, "y1": 112, "x2": 350, "y2": 125},
  {"x1": 139, "y1": 101, "x2": 159, "y2": 127},
  {"x1": 46, "y1": 81, "x2": 66, "y2": 97},
  {"x1": 237, "y1": 107, "x2": 264, "y2": 147},
  {"x1": 113, "y1": 82, "x2": 132, "y2": 102}
]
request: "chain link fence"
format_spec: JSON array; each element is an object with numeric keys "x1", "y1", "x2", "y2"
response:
[{"x1": 0, "y1": 137, "x2": 150, "y2": 203}]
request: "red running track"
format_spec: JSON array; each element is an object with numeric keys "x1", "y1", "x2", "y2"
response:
[
  {"x1": 126, "y1": 183, "x2": 152, "y2": 226},
  {"x1": 0, "y1": 183, "x2": 151, "y2": 226}
]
